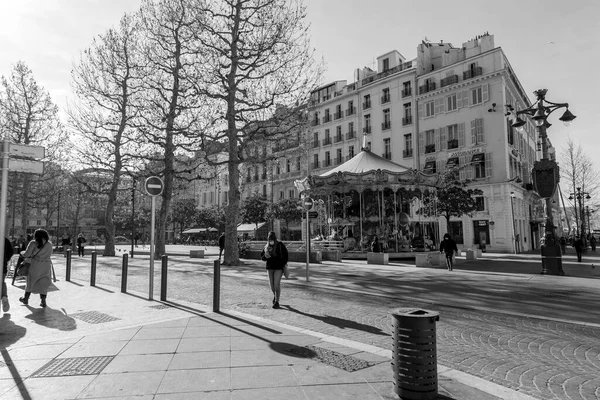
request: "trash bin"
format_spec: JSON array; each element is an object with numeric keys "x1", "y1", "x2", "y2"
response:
[{"x1": 391, "y1": 308, "x2": 440, "y2": 400}]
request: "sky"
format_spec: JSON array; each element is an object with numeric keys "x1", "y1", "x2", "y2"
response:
[{"x1": 0, "y1": 0, "x2": 598, "y2": 165}]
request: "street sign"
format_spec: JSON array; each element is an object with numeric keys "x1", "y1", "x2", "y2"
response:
[
  {"x1": 145, "y1": 176, "x2": 164, "y2": 196},
  {"x1": 8, "y1": 159, "x2": 44, "y2": 174},
  {"x1": 303, "y1": 197, "x2": 314, "y2": 211},
  {"x1": 302, "y1": 211, "x2": 319, "y2": 219},
  {"x1": 8, "y1": 143, "x2": 45, "y2": 159}
]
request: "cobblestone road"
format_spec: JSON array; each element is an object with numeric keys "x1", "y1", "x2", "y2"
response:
[{"x1": 56, "y1": 253, "x2": 600, "y2": 400}]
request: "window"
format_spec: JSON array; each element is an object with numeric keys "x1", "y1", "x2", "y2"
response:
[
  {"x1": 446, "y1": 94, "x2": 457, "y2": 111},
  {"x1": 383, "y1": 108, "x2": 391, "y2": 130},
  {"x1": 336, "y1": 148, "x2": 342, "y2": 163},
  {"x1": 263, "y1": 185, "x2": 267, "y2": 196},
  {"x1": 471, "y1": 118, "x2": 484, "y2": 144},
  {"x1": 349, "y1": 145, "x2": 355, "y2": 158},
  {"x1": 404, "y1": 103, "x2": 412, "y2": 118},
  {"x1": 364, "y1": 114, "x2": 371, "y2": 133},
  {"x1": 425, "y1": 101, "x2": 434, "y2": 117},
  {"x1": 471, "y1": 86, "x2": 483, "y2": 105},
  {"x1": 202, "y1": 193, "x2": 207, "y2": 205},
  {"x1": 383, "y1": 138, "x2": 391, "y2": 159},
  {"x1": 279, "y1": 191, "x2": 284, "y2": 199},
  {"x1": 449, "y1": 221, "x2": 464, "y2": 244},
  {"x1": 209, "y1": 192, "x2": 214, "y2": 204},
  {"x1": 286, "y1": 158, "x2": 291, "y2": 172},
  {"x1": 425, "y1": 130, "x2": 435, "y2": 145},
  {"x1": 473, "y1": 153, "x2": 486, "y2": 178},
  {"x1": 276, "y1": 163, "x2": 281, "y2": 174},
  {"x1": 313, "y1": 154, "x2": 319, "y2": 168},
  {"x1": 404, "y1": 133, "x2": 412, "y2": 151},
  {"x1": 474, "y1": 197, "x2": 485, "y2": 211},
  {"x1": 402, "y1": 81, "x2": 411, "y2": 97},
  {"x1": 382, "y1": 88, "x2": 390, "y2": 103},
  {"x1": 363, "y1": 94, "x2": 371, "y2": 109},
  {"x1": 507, "y1": 118, "x2": 514, "y2": 145},
  {"x1": 383, "y1": 58, "x2": 389, "y2": 71},
  {"x1": 289, "y1": 190, "x2": 295, "y2": 199},
  {"x1": 447, "y1": 124, "x2": 458, "y2": 149},
  {"x1": 336, "y1": 125, "x2": 342, "y2": 140},
  {"x1": 348, "y1": 122, "x2": 354, "y2": 134},
  {"x1": 296, "y1": 156, "x2": 301, "y2": 171},
  {"x1": 325, "y1": 151, "x2": 331, "y2": 166}
]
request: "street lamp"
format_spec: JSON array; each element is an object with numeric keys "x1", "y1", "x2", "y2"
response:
[
  {"x1": 510, "y1": 191, "x2": 517, "y2": 254},
  {"x1": 512, "y1": 89, "x2": 575, "y2": 275}
]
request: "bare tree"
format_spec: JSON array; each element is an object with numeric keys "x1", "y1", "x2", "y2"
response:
[
  {"x1": 194, "y1": 0, "x2": 321, "y2": 265},
  {"x1": 69, "y1": 14, "x2": 143, "y2": 256}
]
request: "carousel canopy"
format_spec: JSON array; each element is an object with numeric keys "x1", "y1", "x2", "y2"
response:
[
  {"x1": 320, "y1": 150, "x2": 408, "y2": 176},
  {"x1": 182, "y1": 227, "x2": 218, "y2": 234}
]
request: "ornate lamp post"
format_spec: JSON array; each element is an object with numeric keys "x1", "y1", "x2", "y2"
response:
[
  {"x1": 512, "y1": 89, "x2": 575, "y2": 274},
  {"x1": 510, "y1": 191, "x2": 517, "y2": 254}
]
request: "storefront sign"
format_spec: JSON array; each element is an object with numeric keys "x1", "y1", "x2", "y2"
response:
[
  {"x1": 449, "y1": 147, "x2": 482, "y2": 158},
  {"x1": 477, "y1": 220, "x2": 488, "y2": 226}
]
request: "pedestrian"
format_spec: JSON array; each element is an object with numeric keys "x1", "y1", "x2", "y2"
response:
[
  {"x1": 16, "y1": 234, "x2": 26, "y2": 253},
  {"x1": 134, "y1": 234, "x2": 139, "y2": 248},
  {"x1": 439, "y1": 233, "x2": 458, "y2": 271},
  {"x1": 61, "y1": 232, "x2": 71, "y2": 257},
  {"x1": 218, "y1": 232, "x2": 225, "y2": 261},
  {"x1": 19, "y1": 229, "x2": 53, "y2": 308},
  {"x1": 590, "y1": 236, "x2": 596, "y2": 252},
  {"x1": 2, "y1": 237, "x2": 15, "y2": 312},
  {"x1": 573, "y1": 235, "x2": 584, "y2": 262},
  {"x1": 559, "y1": 236, "x2": 567, "y2": 255},
  {"x1": 370, "y1": 236, "x2": 381, "y2": 253},
  {"x1": 76, "y1": 232, "x2": 87, "y2": 257},
  {"x1": 260, "y1": 231, "x2": 288, "y2": 309}
]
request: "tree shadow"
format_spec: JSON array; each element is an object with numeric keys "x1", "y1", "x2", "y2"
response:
[
  {"x1": 23, "y1": 306, "x2": 77, "y2": 331},
  {"x1": 283, "y1": 305, "x2": 388, "y2": 336}
]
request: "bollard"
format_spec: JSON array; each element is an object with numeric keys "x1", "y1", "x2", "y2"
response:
[
  {"x1": 160, "y1": 255, "x2": 168, "y2": 301},
  {"x1": 90, "y1": 251, "x2": 97, "y2": 287},
  {"x1": 121, "y1": 253, "x2": 128, "y2": 293},
  {"x1": 66, "y1": 249, "x2": 72, "y2": 282},
  {"x1": 213, "y1": 259, "x2": 220, "y2": 312},
  {"x1": 391, "y1": 308, "x2": 440, "y2": 400}
]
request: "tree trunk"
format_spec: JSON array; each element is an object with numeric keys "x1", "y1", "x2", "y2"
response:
[{"x1": 20, "y1": 175, "x2": 30, "y2": 236}]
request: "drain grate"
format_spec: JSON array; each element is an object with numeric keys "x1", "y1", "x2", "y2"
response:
[
  {"x1": 70, "y1": 311, "x2": 120, "y2": 324},
  {"x1": 31, "y1": 356, "x2": 114, "y2": 377},
  {"x1": 149, "y1": 304, "x2": 172, "y2": 310},
  {"x1": 286, "y1": 345, "x2": 377, "y2": 372}
]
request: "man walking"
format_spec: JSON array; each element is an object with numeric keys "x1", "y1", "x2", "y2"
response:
[
  {"x1": 574, "y1": 236, "x2": 584, "y2": 262},
  {"x1": 218, "y1": 232, "x2": 225, "y2": 261},
  {"x1": 440, "y1": 233, "x2": 458, "y2": 271}
]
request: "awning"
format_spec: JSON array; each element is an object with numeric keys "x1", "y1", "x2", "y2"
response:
[
  {"x1": 423, "y1": 161, "x2": 436, "y2": 173},
  {"x1": 471, "y1": 153, "x2": 485, "y2": 163},
  {"x1": 182, "y1": 227, "x2": 218, "y2": 234},
  {"x1": 446, "y1": 157, "x2": 459, "y2": 166},
  {"x1": 237, "y1": 222, "x2": 266, "y2": 234}
]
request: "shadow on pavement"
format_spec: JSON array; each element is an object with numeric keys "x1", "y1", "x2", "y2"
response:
[
  {"x1": 457, "y1": 258, "x2": 600, "y2": 279},
  {"x1": 24, "y1": 306, "x2": 76, "y2": 331},
  {"x1": 283, "y1": 305, "x2": 389, "y2": 336}
]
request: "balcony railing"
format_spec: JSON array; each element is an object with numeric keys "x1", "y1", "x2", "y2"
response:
[
  {"x1": 382, "y1": 152, "x2": 392, "y2": 160},
  {"x1": 441, "y1": 75, "x2": 459, "y2": 87},
  {"x1": 419, "y1": 82, "x2": 437, "y2": 94},
  {"x1": 403, "y1": 149, "x2": 413, "y2": 158},
  {"x1": 323, "y1": 114, "x2": 332, "y2": 123},
  {"x1": 345, "y1": 107, "x2": 356, "y2": 116},
  {"x1": 381, "y1": 95, "x2": 390, "y2": 104},
  {"x1": 312, "y1": 140, "x2": 320, "y2": 148},
  {"x1": 346, "y1": 131, "x2": 356, "y2": 140},
  {"x1": 401, "y1": 88, "x2": 412, "y2": 97},
  {"x1": 335, "y1": 157, "x2": 343, "y2": 165},
  {"x1": 382, "y1": 121, "x2": 391, "y2": 130},
  {"x1": 334, "y1": 135, "x2": 343, "y2": 143},
  {"x1": 334, "y1": 111, "x2": 342, "y2": 120},
  {"x1": 447, "y1": 139, "x2": 459, "y2": 150},
  {"x1": 363, "y1": 101, "x2": 371, "y2": 110},
  {"x1": 425, "y1": 144, "x2": 436, "y2": 154},
  {"x1": 323, "y1": 160, "x2": 332, "y2": 167},
  {"x1": 323, "y1": 137, "x2": 332, "y2": 145},
  {"x1": 363, "y1": 126, "x2": 371, "y2": 134},
  {"x1": 311, "y1": 118, "x2": 320, "y2": 126},
  {"x1": 313, "y1": 162, "x2": 320, "y2": 169},
  {"x1": 360, "y1": 61, "x2": 414, "y2": 86},
  {"x1": 346, "y1": 154, "x2": 354, "y2": 161},
  {"x1": 402, "y1": 116, "x2": 412, "y2": 126},
  {"x1": 463, "y1": 67, "x2": 483, "y2": 80}
]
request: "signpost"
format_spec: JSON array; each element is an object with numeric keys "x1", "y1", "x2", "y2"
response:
[
  {"x1": 145, "y1": 176, "x2": 164, "y2": 300},
  {"x1": 302, "y1": 197, "x2": 314, "y2": 281},
  {"x1": 0, "y1": 139, "x2": 45, "y2": 311}
]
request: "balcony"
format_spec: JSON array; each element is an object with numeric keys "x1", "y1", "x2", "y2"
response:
[
  {"x1": 334, "y1": 111, "x2": 343, "y2": 120},
  {"x1": 334, "y1": 134, "x2": 343, "y2": 143},
  {"x1": 381, "y1": 94, "x2": 390, "y2": 104},
  {"x1": 441, "y1": 74, "x2": 459, "y2": 87},
  {"x1": 323, "y1": 114, "x2": 332, "y2": 123},
  {"x1": 447, "y1": 139, "x2": 459, "y2": 150},
  {"x1": 311, "y1": 118, "x2": 320, "y2": 126},
  {"x1": 323, "y1": 160, "x2": 332, "y2": 168},
  {"x1": 312, "y1": 140, "x2": 320, "y2": 148},
  {"x1": 346, "y1": 154, "x2": 354, "y2": 161},
  {"x1": 261, "y1": 173, "x2": 267, "y2": 180},
  {"x1": 323, "y1": 137, "x2": 332, "y2": 146},
  {"x1": 463, "y1": 67, "x2": 483, "y2": 80},
  {"x1": 418, "y1": 82, "x2": 436, "y2": 94},
  {"x1": 382, "y1": 152, "x2": 392, "y2": 160},
  {"x1": 401, "y1": 88, "x2": 412, "y2": 97},
  {"x1": 346, "y1": 131, "x2": 356, "y2": 140},
  {"x1": 402, "y1": 116, "x2": 412, "y2": 126},
  {"x1": 363, "y1": 126, "x2": 372, "y2": 134},
  {"x1": 363, "y1": 101, "x2": 371, "y2": 110},
  {"x1": 312, "y1": 162, "x2": 320, "y2": 169},
  {"x1": 335, "y1": 157, "x2": 343, "y2": 165},
  {"x1": 403, "y1": 149, "x2": 413, "y2": 158},
  {"x1": 345, "y1": 107, "x2": 356, "y2": 116},
  {"x1": 382, "y1": 121, "x2": 391, "y2": 130},
  {"x1": 425, "y1": 144, "x2": 436, "y2": 154}
]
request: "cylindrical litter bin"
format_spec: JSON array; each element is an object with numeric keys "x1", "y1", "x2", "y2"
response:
[{"x1": 391, "y1": 308, "x2": 440, "y2": 400}]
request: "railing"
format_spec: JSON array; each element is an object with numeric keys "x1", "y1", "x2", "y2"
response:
[
  {"x1": 311, "y1": 118, "x2": 320, "y2": 126},
  {"x1": 382, "y1": 121, "x2": 391, "y2": 130},
  {"x1": 313, "y1": 162, "x2": 320, "y2": 169},
  {"x1": 447, "y1": 139, "x2": 459, "y2": 149},
  {"x1": 363, "y1": 101, "x2": 371, "y2": 110},
  {"x1": 346, "y1": 154, "x2": 354, "y2": 161},
  {"x1": 360, "y1": 61, "x2": 414, "y2": 86},
  {"x1": 402, "y1": 116, "x2": 412, "y2": 125},
  {"x1": 335, "y1": 157, "x2": 343, "y2": 165},
  {"x1": 382, "y1": 152, "x2": 392, "y2": 160},
  {"x1": 403, "y1": 149, "x2": 413, "y2": 158},
  {"x1": 401, "y1": 88, "x2": 412, "y2": 97},
  {"x1": 441, "y1": 75, "x2": 459, "y2": 87},
  {"x1": 322, "y1": 94, "x2": 331, "y2": 101},
  {"x1": 323, "y1": 160, "x2": 332, "y2": 167},
  {"x1": 323, "y1": 137, "x2": 332, "y2": 145},
  {"x1": 425, "y1": 144, "x2": 436, "y2": 154},
  {"x1": 334, "y1": 135, "x2": 343, "y2": 143},
  {"x1": 334, "y1": 111, "x2": 342, "y2": 120},
  {"x1": 323, "y1": 115, "x2": 332, "y2": 123},
  {"x1": 346, "y1": 131, "x2": 356, "y2": 140},
  {"x1": 363, "y1": 126, "x2": 372, "y2": 134},
  {"x1": 463, "y1": 67, "x2": 483, "y2": 80},
  {"x1": 381, "y1": 95, "x2": 390, "y2": 104},
  {"x1": 345, "y1": 107, "x2": 356, "y2": 116},
  {"x1": 419, "y1": 82, "x2": 437, "y2": 94},
  {"x1": 312, "y1": 140, "x2": 320, "y2": 148}
]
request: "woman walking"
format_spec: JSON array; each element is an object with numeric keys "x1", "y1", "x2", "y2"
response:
[
  {"x1": 19, "y1": 229, "x2": 53, "y2": 308},
  {"x1": 76, "y1": 233, "x2": 87, "y2": 257},
  {"x1": 260, "y1": 231, "x2": 288, "y2": 309}
]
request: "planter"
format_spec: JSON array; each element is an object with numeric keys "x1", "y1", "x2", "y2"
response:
[
  {"x1": 415, "y1": 252, "x2": 444, "y2": 268},
  {"x1": 367, "y1": 252, "x2": 389, "y2": 265}
]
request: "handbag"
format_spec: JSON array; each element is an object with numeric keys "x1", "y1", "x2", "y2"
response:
[
  {"x1": 283, "y1": 263, "x2": 290, "y2": 279},
  {"x1": 17, "y1": 243, "x2": 44, "y2": 276}
]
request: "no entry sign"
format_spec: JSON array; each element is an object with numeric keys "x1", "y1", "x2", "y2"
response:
[
  {"x1": 303, "y1": 197, "x2": 314, "y2": 211},
  {"x1": 145, "y1": 176, "x2": 164, "y2": 196}
]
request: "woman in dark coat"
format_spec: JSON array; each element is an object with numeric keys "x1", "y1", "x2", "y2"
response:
[{"x1": 260, "y1": 231, "x2": 288, "y2": 309}]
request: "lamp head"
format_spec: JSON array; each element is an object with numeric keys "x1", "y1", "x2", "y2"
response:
[
  {"x1": 568, "y1": 195, "x2": 573, "y2": 200},
  {"x1": 533, "y1": 108, "x2": 546, "y2": 127},
  {"x1": 510, "y1": 191, "x2": 515, "y2": 198},
  {"x1": 559, "y1": 109, "x2": 576, "y2": 127},
  {"x1": 586, "y1": 194, "x2": 591, "y2": 200},
  {"x1": 512, "y1": 117, "x2": 526, "y2": 131}
]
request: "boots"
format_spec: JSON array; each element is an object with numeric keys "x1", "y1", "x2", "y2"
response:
[
  {"x1": 40, "y1": 294, "x2": 47, "y2": 308},
  {"x1": 19, "y1": 292, "x2": 31, "y2": 305}
]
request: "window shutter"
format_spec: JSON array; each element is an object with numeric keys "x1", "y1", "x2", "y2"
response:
[
  {"x1": 418, "y1": 102, "x2": 424, "y2": 119},
  {"x1": 459, "y1": 156, "x2": 466, "y2": 180},
  {"x1": 435, "y1": 160, "x2": 441, "y2": 174},
  {"x1": 462, "y1": 90, "x2": 469, "y2": 108},
  {"x1": 440, "y1": 127, "x2": 447, "y2": 151},
  {"x1": 458, "y1": 123, "x2": 465, "y2": 147},
  {"x1": 485, "y1": 152, "x2": 493, "y2": 177},
  {"x1": 471, "y1": 119, "x2": 477, "y2": 144},
  {"x1": 419, "y1": 132, "x2": 424, "y2": 154},
  {"x1": 477, "y1": 118, "x2": 484, "y2": 143},
  {"x1": 457, "y1": 92, "x2": 463, "y2": 108},
  {"x1": 434, "y1": 98, "x2": 441, "y2": 114},
  {"x1": 435, "y1": 128, "x2": 440, "y2": 151},
  {"x1": 466, "y1": 162, "x2": 473, "y2": 180},
  {"x1": 482, "y1": 83, "x2": 489, "y2": 103}
]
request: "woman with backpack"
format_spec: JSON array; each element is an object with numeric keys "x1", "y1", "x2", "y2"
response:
[{"x1": 260, "y1": 231, "x2": 288, "y2": 309}]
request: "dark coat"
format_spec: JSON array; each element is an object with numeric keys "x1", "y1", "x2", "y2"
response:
[
  {"x1": 219, "y1": 234, "x2": 225, "y2": 249},
  {"x1": 440, "y1": 238, "x2": 458, "y2": 255},
  {"x1": 261, "y1": 241, "x2": 288, "y2": 270},
  {"x1": 574, "y1": 239, "x2": 584, "y2": 251},
  {"x1": 3, "y1": 238, "x2": 14, "y2": 274}
]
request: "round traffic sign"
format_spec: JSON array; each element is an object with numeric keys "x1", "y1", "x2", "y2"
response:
[
  {"x1": 145, "y1": 176, "x2": 164, "y2": 196},
  {"x1": 303, "y1": 197, "x2": 314, "y2": 211}
]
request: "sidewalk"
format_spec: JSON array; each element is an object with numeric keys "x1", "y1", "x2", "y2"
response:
[{"x1": 0, "y1": 271, "x2": 535, "y2": 399}]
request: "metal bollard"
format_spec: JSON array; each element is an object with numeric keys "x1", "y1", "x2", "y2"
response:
[
  {"x1": 213, "y1": 259, "x2": 220, "y2": 312},
  {"x1": 391, "y1": 308, "x2": 440, "y2": 400},
  {"x1": 160, "y1": 255, "x2": 168, "y2": 301},
  {"x1": 90, "y1": 251, "x2": 97, "y2": 287},
  {"x1": 66, "y1": 249, "x2": 72, "y2": 282},
  {"x1": 121, "y1": 253, "x2": 128, "y2": 293}
]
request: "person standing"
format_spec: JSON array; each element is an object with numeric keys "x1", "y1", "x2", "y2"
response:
[
  {"x1": 218, "y1": 232, "x2": 225, "y2": 261},
  {"x1": 2, "y1": 237, "x2": 15, "y2": 312},
  {"x1": 19, "y1": 229, "x2": 53, "y2": 308},
  {"x1": 370, "y1": 236, "x2": 381, "y2": 253},
  {"x1": 590, "y1": 236, "x2": 596, "y2": 252},
  {"x1": 61, "y1": 232, "x2": 71, "y2": 257},
  {"x1": 260, "y1": 231, "x2": 288, "y2": 309},
  {"x1": 76, "y1": 233, "x2": 87, "y2": 257},
  {"x1": 440, "y1": 233, "x2": 458, "y2": 271},
  {"x1": 573, "y1": 236, "x2": 584, "y2": 262}
]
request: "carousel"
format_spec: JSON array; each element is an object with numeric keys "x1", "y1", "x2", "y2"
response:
[{"x1": 295, "y1": 146, "x2": 443, "y2": 255}]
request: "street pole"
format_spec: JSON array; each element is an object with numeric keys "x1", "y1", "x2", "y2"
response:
[
  {"x1": 510, "y1": 193, "x2": 517, "y2": 254},
  {"x1": 149, "y1": 195, "x2": 155, "y2": 300},
  {"x1": 131, "y1": 178, "x2": 135, "y2": 258},
  {"x1": 0, "y1": 137, "x2": 9, "y2": 305}
]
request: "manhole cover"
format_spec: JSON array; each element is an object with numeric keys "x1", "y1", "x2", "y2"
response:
[
  {"x1": 236, "y1": 302, "x2": 271, "y2": 309},
  {"x1": 31, "y1": 356, "x2": 114, "y2": 377},
  {"x1": 149, "y1": 304, "x2": 172, "y2": 310},
  {"x1": 286, "y1": 345, "x2": 378, "y2": 372},
  {"x1": 70, "y1": 311, "x2": 120, "y2": 324}
]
